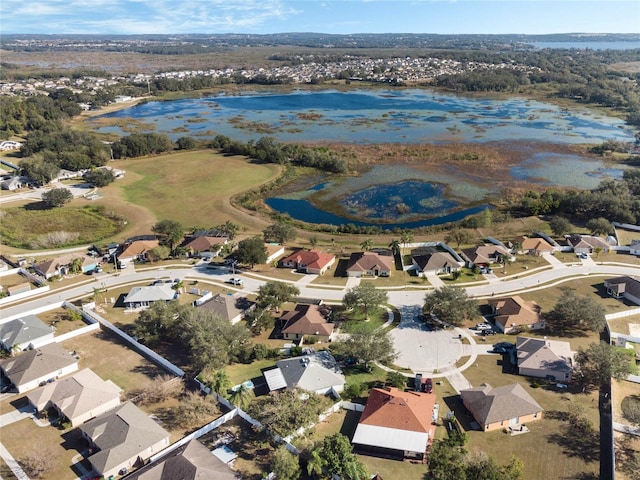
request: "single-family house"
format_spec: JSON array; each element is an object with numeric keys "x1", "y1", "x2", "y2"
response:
[
  {"x1": 123, "y1": 439, "x2": 237, "y2": 480},
  {"x1": 0, "y1": 140, "x2": 23, "y2": 151},
  {"x1": 26, "y1": 368, "x2": 122, "y2": 427},
  {"x1": 33, "y1": 253, "x2": 97, "y2": 279},
  {"x1": 411, "y1": 247, "x2": 461, "y2": 276},
  {"x1": 123, "y1": 285, "x2": 177, "y2": 309},
  {"x1": 80, "y1": 402, "x2": 171, "y2": 479},
  {"x1": 604, "y1": 276, "x2": 640, "y2": 305},
  {"x1": 514, "y1": 236, "x2": 555, "y2": 256},
  {"x1": 0, "y1": 175, "x2": 23, "y2": 191},
  {"x1": 352, "y1": 387, "x2": 437, "y2": 461},
  {"x1": 630, "y1": 239, "x2": 640, "y2": 257},
  {"x1": 488, "y1": 296, "x2": 544, "y2": 334},
  {"x1": 263, "y1": 351, "x2": 345, "y2": 396},
  {"x1": 118, "y1": 237, "x2": 160, "y2": 265},
  {"x1": 461, "y1": 244, "x2": 511, "y2": 268},
  {"x1": 460, "y1": 383, "x2": 543, "y2": 432},
  {"x1": 566, "y1": 234, "x2": 611, "y2": 255},
  {"x1": 346, "y1": 251, "x2": 394, "y2": 277},
  {"x1": 180, "y1": 234, "x2": 228, "y2": 259},
  {"x1": 515, "y1": 337, "x2": 574, "y2": 382},
  {"x1": 0, "y1": 343, "x2": 79, "y2": 393},
  {"x1": 279, "y1": 304, "x2": 334, "y2": 342},
  {"x1": 280, "y1": 249, "x2": 336, "y2": 275},
  {"x1": 197, "y1": 293, "x2": 255, "y2": 324},
  {"x1": 0, "y1": 315, "x2": 55, "y2": 352}
]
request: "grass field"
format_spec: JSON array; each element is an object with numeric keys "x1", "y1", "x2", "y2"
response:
[
  {"x1": 0, "y1": 205, "x2": 123, "y2": 249},
  {"x1": 458, "y1": 355, "x2": 600, "y2": 479},
  {"x1": 60, "y1": 329, "x2": 167, "y2": 394},
  {"x1": 114, "y1": 150, "x2": 281, "y2": 233}
]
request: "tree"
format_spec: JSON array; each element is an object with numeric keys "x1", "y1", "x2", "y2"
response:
[
  {"x1": 263, "y1": 222, "x2": 297, "y2": 244},
  {"x1": 342, "y1": 283, "x2": 388, "y2": 320},
  {"x1": 400, "y1": 230, "x2": 414, "y2": 253},
  {"x1": 216, "y1": 220, "x2": 240, "y2": 240},
  {"x1": 171, "y1": 279, "x2": 184, "y2": 293},
  {"x1": 152, "y1": 219, "x2": 184, "y2": 251},
  {"x1": 335, "y1": 328, "x2": 396, "y2": 371},
  {"x1": 309, "y1": 235, "x2": 319, "y2": 248},
  {"x1": 256, "y1": 281, "x2": 299, "y2": 312},
  {"x1": 229, "y1": 383, "x2": 255, "y2": 410},
  {"x1": 549, "y1": 216, "x2": 572, "y2": 237},
  {"x1": 42, "y1": 187, "x2": 73, "y2": 208},
  {"x1": 445, "y1": 229, "x2": 472, "y2": 248},
  {"x1": 271, "y1": 445, "x2": 301, "y2": 480},
  {"x1": 148, "y1": 245, "x2": 171, "y2": 262},
  {"x1": 19, "y1": 446, "x2": 56, "y2": 479},
  {"x1": 208, "y1": 370, "x2": 232, "y2": 397},
  {"x1": 427, "y1": 439, "x2": 467, "y2": 480},
  {"x1": 586, "y1": 217, "x2": 611, "y2": 236},
  {"x1": 176, "y1": 136, "x2": 197, "y2": 150},
  {"x1": 84, "y1": 168, "x2": 115, "y2": 187},
  {"x1": 547, "y1": 289, "x2": 606, "y2": 333},
  {"x1": 575, "y1": 341, "x2": 634, "y2": 390},
  {"x1": 388, "y1": 239, "x2": 401, "y2": 256},
  {"x1": 423, "y1": 285, "x2": 478, "y2": 326},
  {"x1": 315, "y1": 434, "x2": 368, "y2": 480},
  {"x1": 386, "y1": 371, "x2": 408, "y2": 389},
  {"x1": 306, "y1": 449, "x2": 324, "y2": 478},
  {"x1": 69, "y1": 257, "x2": 83, "y2": 274},
  {"x1": 360, "y1": 238, "x2": 374, "y2": 251},
  {"x1": 128, "y1": 374, "x2": 184, "y2": 406},
  {"x1": 235, "y1": 236, "x2": 268, "y2": 267}
]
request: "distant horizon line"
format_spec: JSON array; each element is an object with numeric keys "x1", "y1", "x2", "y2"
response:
[{"x1": 2, "y1": 32, "x2": 640, "y2": 37}]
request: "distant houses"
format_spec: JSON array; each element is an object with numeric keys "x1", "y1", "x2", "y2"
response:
[{"x1": 33, "y1": 253, "x2": 98, "y2": 279}]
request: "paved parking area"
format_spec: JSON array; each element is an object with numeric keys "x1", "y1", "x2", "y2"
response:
[{"x1": 390, "y1": 312, "x2": 463, "y2": 373}]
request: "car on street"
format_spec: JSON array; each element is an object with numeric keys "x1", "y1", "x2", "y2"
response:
[{"x1": 227, "y1": 277, "x2": 243, "y2": 286}]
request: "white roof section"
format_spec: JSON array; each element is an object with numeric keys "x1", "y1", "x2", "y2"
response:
[
  {"x1": 263, "y1": 368, "x2": 288, "y2": 391},
  {"x1": 352, "y1": 424, "x2": 428, "y2": 453},
  {"x1": 123, "y1": 285, "x2": 176, "y2": 304}
]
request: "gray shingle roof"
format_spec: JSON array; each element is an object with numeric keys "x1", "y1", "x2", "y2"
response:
[
  {"x1": 0, "y1": 315, "x2": 54, "y2": 349},
  {"x1": 461, "y1": 383, "x2": 543, "y2": 426},
  {"x1": 0, "y1": 343, "x2": 77, "y2": 387},
  {"x1": 268, "y1": 351, "x2": 344, "y2": 393},
  {"x1": 80, "y1": 402, "x2": 170, "y2": 475}
]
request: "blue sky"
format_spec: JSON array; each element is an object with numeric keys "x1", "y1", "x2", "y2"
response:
[{"x1": 1, "y1": 1, "x2": 638, "y2": 35}]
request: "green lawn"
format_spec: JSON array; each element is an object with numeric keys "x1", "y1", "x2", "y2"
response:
[
  {"x1": 0, "y1": 205, "x2": 123, "y2": 249},
  {"x1": 225, "y1": 359, "x2": 276, "y2": 386},
  {"x1": 457, "y1": 355, "x2": 600, "y2": 480},
  {"x1": 121, "y1": 150, "x2": 281, "y2": 226}
]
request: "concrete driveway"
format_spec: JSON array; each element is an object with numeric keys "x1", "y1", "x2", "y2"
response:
[{"x1": 389, "y1": 306, "x2": 463, "y2": 374}]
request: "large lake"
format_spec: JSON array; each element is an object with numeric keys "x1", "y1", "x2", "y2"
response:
[
  {"x1": 97, "y1": 88, "x2": 634, "y2": 145},
  {"x1": 98, "y1": 88, "x2": 636, "y2": 228}
]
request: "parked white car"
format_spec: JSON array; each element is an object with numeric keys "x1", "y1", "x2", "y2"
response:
[
  {"x1": 227, "y1": 277, "x2": 243, "y2": 286},
  {"x1": 476, "y1": 322, "x2": 493, "y2": 331}
]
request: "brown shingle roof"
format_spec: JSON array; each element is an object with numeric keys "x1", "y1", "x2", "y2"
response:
[
  {"x1": 346, "y1": 251, "x2": 394, "y2": 273},
  {"x1": 488, "y1": 296, "x2": 541, "y2": 330},
  {"x1": 280, "y1": 304, "x2": 334, "y2": 337},
  {"x1": 280, "y1": 249, "x2": 335, "y2": 271},
  {"x1": 359, "y1": 387, "x2": 435, "y2": 433}
]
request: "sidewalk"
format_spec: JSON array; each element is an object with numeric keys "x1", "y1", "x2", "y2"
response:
[{"x1": 0, "y1": 442, "x2": 29, "y2": 480}]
